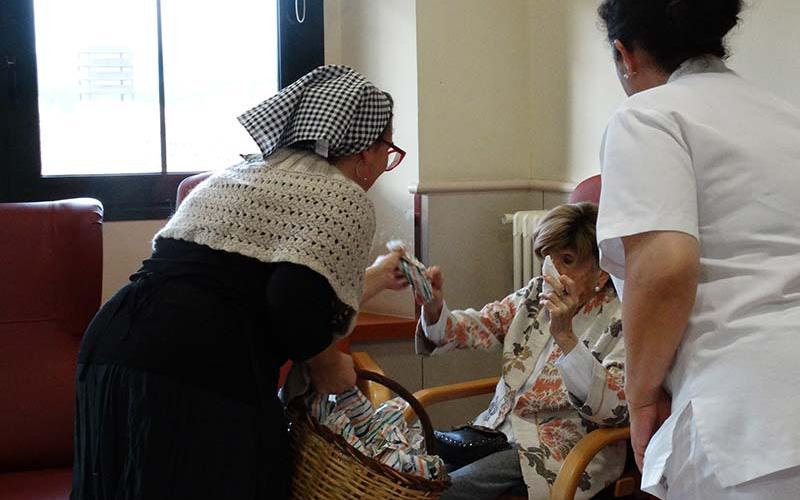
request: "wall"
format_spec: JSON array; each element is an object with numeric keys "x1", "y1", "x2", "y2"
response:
[
  {"x1": 560, "y1": 1, "x2": 626, "y2": 182},
  {"x1": 415, "y1": 0, "x2": 533, "y2": 184},
  {"x1": 728, "y1": 0, "x2": 800, "y2": 108},
  {"x1": 525, "y1": 0, "x2": 626, "y2": 184},
  {"x1": 527, "y1": 1, "x2": 570, "y2": 182},
  {"x1": 411, "y1": 0, "x2": 625, "y2": 187},
  {"x1": 102, "y1": 220, "x2": 165, "y2": 301}
]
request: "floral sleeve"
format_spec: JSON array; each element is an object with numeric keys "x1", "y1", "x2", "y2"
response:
[
  {"x1": 415, "y1": 291, "x2": 521, "y2": 354},
  {"x1": 570, "y1": 318, "x2": 628, "y2": 426}
]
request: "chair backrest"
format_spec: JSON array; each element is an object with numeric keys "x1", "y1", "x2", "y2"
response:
[
  {"x1": 568, "y1": 174, "x2": 601, "y2": 204},
  {"x1": 176, "y1": 171, "x2": 214, "y2": 206},
  {"x1": 0, "y1": 198, "x2": 103, "y2": 471}
]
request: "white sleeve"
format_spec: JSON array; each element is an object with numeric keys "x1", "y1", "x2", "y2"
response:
[
  {"x1": 420, "y1": 302, "x2": 450, "y2": 345},
  {"x1": 597, "y1": 106, "x2": 699, "y2": 280},
  {"x1": 555, "y1": 343, "x2": 595, "y2": 403}
]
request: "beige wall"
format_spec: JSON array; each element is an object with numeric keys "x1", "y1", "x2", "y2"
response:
[
  {"x1": 411, "y1": 0, "x2": 625, "y2": 186},
  {"x1": 728, "y1": 0, "x2": 800, "y2": 108},
  {"x1": 102, "y1": 220, "x2": 165, "y2": 301},
  {"x1": 561, "y1": 1, "x2": 626, "y2": 183},
  {"x1": 416, "y1": 0, "x2": 533, "y2": 184},
  {"x1": 526, "y1": 0, "x2": 625, "y2": 184},
  {"x1": 527, "y1": 1, "x2": 569, "y2": 182}
]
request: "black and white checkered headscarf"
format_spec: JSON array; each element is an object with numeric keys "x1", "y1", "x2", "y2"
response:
[{"x1": 237, "y1": 65, "x2": 393, "y2": 159}]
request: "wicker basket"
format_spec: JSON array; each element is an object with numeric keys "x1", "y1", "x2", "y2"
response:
[{"x1": 288, "y1": 369, "x2": 450, "y2": 499}]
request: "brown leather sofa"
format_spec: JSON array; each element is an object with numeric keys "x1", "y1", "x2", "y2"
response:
[{"x1": 0, "y1": 198, "x2": 103, "y2": 499}]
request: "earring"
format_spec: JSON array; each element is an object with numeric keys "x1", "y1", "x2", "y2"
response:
[
  {"x1": 594, "y1": 286, "x2": 601, "y2": 292},
  {"x1": 355, "y1": 160, "x2": 370, "y2": 181},
  {"x1": 623, "y1": 71, "x2": 637, "y2": 80}
]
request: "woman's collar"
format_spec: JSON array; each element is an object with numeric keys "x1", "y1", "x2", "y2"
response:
[{"x1": 668, "y1": 54, "x2": 730, "y2": 84}]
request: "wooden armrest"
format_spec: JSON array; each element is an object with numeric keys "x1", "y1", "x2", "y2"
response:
[
  {"x1": 351, "y1": 351, "x2": 499, "y2": 423},
  {"x1": 402, "y1": 376, "x2": 500, "y2": 421},
  {"x1": 413, "y1": 377, "x2": 500, "y2": 407},
  {"x1": 351, "y1": 351, "x2": 393, "y2": 406},
  {"x1": 550, "y1": 426, "x2": 631, "y2": 500}
]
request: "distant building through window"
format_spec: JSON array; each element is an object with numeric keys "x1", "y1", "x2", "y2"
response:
[{"x1": 79, "y1": 47, "x2": 135, "y2": 102}]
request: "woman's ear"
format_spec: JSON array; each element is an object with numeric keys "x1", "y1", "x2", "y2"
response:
[
  {"x1": 358, "y1": 140, "x2": 381, "y2": 164},
  {"x1": 596, "y1": 269, "x2": 610, "y2": 291},
  {"x1": 614, "y1": 39, "x2": 637, "y2": 78}
]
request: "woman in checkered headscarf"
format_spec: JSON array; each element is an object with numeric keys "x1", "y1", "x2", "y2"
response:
[{"x1": 71, "y1": 66, "x2": 409, "y2": 500}]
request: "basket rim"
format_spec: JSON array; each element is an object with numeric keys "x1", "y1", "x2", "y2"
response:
[{"x1": 288, "y1": 401, "x2": 451, "y2": 492}]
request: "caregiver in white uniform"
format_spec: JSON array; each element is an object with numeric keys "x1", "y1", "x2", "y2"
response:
[{"x1": 595, "y1": 0, "x2": 800, "y2": 498}]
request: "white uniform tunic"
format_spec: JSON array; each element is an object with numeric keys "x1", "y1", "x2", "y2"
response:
[{"x1": 597, "y1": 55, "x2": 800, "y2": 496}]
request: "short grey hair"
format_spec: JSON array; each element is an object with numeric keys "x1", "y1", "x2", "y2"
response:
[{"x1": 532, "y1": 202, "x2": 600, "y2": 265}]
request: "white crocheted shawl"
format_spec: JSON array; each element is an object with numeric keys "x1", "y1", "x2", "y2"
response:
[{"x1": 155, "y1": 148, "x2": 376, "y2": 314}]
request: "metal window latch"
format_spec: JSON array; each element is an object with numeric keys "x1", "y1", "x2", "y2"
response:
[{"x1": 5, "y1": 56, "x2": 17, "y2": 108}]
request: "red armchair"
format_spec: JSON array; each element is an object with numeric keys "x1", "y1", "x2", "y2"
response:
[
  {"x1": 0, "y1": 199, "x2": 103, "y2": 499},
  {"x1": 176, "y1": 170, "x2": 214, "y2": 206},
  {"x1": 569, "y1": 174, "x2": 601, "y2": 204}
]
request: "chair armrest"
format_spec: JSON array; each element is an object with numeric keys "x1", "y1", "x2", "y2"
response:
[
  {"x1": 403, "y1": 377, "x2": 500, "y2": 421},
  {"x1": 413, "y1": 377, "x2": 500, "y2": 407},
  {"x1": 550, "y1": 426, "x2": 631, "y2": 500},
  {"x1": 351, "y1": 351, "x2": 499, "y2": 422},
  {"x1": 352, "y1": 351, "x2": 393, "y2": 406}
]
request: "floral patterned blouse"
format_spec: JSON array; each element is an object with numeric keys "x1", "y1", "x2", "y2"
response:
[{"x1": 415, "y1": 277, "x2": 627, "y2": 499}]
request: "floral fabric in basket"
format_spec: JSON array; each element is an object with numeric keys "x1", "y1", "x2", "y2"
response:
[{"x1": 305, "y1": 388, "x2": 446, "y2": 480}]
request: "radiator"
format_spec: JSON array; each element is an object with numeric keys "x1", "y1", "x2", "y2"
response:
[{"x1": 507, "y1": 210, "x2": 549, "y2": 290}]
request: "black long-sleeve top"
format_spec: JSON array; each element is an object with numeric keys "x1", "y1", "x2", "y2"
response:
[{"x1": 77, "y1": 237, "x2": 349, "y2": 405}]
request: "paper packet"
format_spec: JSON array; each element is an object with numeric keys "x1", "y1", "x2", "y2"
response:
[{"x1": 386, "y1": 240, "x2": 434, "y2": 303}]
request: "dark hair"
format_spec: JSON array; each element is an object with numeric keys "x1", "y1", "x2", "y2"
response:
[
  {"x1": 598, "y1": 0, "x2": 743, "y2": 73},
  {"x1": 533, "y1": 202, "x2": 600, "y2": 265}
]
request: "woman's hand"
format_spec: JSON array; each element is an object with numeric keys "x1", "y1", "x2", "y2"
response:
[
  {"x1": 422, "y1": 266, "x2": 445, "y2": 324},
  {"x1": 361, "y1": 250, "x2": 408, "y2": 304},
  {"x1": 538, "y1": 274, "x2": 581, "y2": 353},
  {"x1": 629, "y1": 387, "x2": 672, "y2": 472},
  {"x1": 306, "y1": 342, "x2": 357, "y2": 394}
]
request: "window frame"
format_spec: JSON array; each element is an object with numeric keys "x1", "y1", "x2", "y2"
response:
[{"x1": 0, "y1": 0, "x2": 323, "y2": 220}]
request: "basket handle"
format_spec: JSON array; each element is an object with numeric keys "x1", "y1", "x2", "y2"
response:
[{"x1": 355, "y1": 369, "x2": 437, "y2": 454}]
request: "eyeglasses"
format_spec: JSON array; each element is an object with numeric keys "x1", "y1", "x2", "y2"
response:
[{"x1": 378, "y1": 139, "x2": 406, "y2": 171}]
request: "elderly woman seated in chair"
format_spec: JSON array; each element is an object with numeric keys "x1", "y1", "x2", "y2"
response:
[{"x1": 418, "y1": 202, "x2": 627, "y2": 500}]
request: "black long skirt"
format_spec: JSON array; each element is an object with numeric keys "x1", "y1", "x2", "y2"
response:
[{"x1": 70, "y1": 363, "x2": 289, "y2": 500}]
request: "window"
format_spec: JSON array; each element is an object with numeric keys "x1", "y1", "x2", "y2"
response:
[{"x1": 1, "y1": 0, "x2": 323, "y2": 220}]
